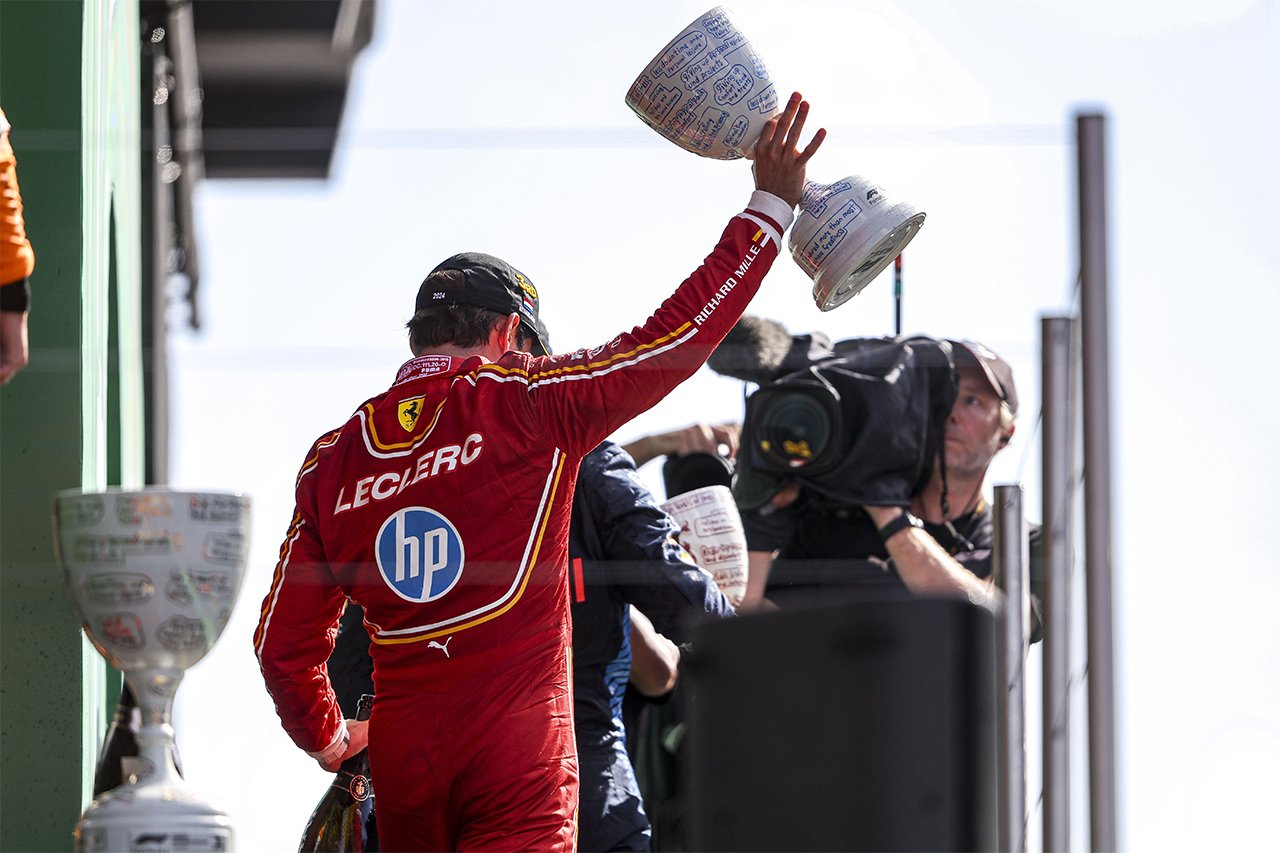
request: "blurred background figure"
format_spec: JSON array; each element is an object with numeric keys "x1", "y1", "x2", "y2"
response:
[
  {"x1": 617, "y1": 422, "x2": 744, "y2": 852},
  {"x1": 623, "y1": 422, "x2": 740, "y2": 471},
  {"x1": 0, "y1": 105, "x2": 35, "y2": 385}
]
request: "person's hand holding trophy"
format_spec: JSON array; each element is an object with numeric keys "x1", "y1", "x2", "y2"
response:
[
  {"x1": 626, "y1": 6, "x2": 926, "y2": 310},
  {"x1": 52, "y1": 488, "x2": 251, "y2": 851}
]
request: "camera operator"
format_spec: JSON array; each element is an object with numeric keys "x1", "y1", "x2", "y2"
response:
[{"x1": 710, "y1": 316, "x2": 1043, "y2": 641}]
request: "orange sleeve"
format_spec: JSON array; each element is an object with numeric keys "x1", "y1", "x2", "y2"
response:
[{"x1": 1, "y1": 107, "x2": 37, "y2": 288}]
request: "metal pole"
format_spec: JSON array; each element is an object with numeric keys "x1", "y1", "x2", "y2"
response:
[
  {"x1": 992, "y1": 484, "x2": 1028, "y2": 853},
  {"x1": 893, "y1": 253, "x2": 903, "y2": 336},
  {"x1": 166, "y1": 0, "x2": 205, "y2": 329},
  {"x1": 1078, "y1": 111, "x2": 1118, "y2": 852},
  {"x1": 1041, "y1": 315, "x2": 1077, "y2": 852},
  {"x1": 151, "y1": 47, "x2": 174, "y2": 484}
]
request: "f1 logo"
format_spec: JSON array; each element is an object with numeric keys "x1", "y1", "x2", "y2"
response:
[{"x1": 375, "y1": 507, "x2": 464, "y2": 602}]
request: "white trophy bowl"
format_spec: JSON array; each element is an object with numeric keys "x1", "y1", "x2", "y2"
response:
[
  {"x1": 625, "y1": 6, "x2": 780, "y2": 160},
  {"x1": 790, "y1": 176, "x2": 927, "y2": 311},
  {"x1": 52, "y1": 489, "x2": 250, "y2": 673},
  {"x1": 660, "y1": 485, "x2": 748, "y2": 607},
  {"x1": 51, "y1": 487, "x2": 251, "y2": 852}
]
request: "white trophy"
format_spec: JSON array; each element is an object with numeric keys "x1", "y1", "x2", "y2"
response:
[
  {"x1": 661, "y1": 485, "x2": 748, "y2": 607},
  {"x1": 51, "y1": 488, "x2": 251, "y2": 852},
  {"x1": 626, "y1": 5, "x2": 926, "y2": 311}
]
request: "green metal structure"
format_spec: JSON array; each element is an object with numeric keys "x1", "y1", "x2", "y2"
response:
[{"x1": 1, "y1": 2, "x2": 145, "y2": 849}]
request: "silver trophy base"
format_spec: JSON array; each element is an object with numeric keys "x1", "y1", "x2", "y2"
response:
[
  {"x1": 789, "y1": 176, "x2": 928, "y2": 312},
  {"x1": 76, "y1": 778, "x2": 234, "y2": 852},
  {"x1": 811, "y1": 211, "x2": 927, "y2": 311}
]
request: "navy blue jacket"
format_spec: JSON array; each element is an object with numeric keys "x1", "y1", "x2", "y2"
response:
[{"x1": 568, "y1": 441, "x2": 735, "y2": 851}]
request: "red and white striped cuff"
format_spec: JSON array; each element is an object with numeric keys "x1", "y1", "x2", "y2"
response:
[{"x1": 743, "y1": 190, "x2": 795, "y2": 247}]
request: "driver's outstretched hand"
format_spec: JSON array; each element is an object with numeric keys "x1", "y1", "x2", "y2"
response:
[{"x1": 751, "y1": 92, "x2": 826, "y2": 209}]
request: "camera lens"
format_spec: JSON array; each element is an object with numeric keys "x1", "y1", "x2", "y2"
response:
[{"x1": 757, "y1": 392, "x2": 832, "y2": 469}]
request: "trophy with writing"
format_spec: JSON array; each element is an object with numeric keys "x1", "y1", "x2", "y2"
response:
[
  {"x1": 626, "y1": 5, "x2": 926, "y2": 310},
  {"x1": 52, "y1": 488, "x2": 251, "y2": 852}
]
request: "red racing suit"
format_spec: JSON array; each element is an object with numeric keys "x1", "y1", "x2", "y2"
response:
[{"x1": 253, "y1": 191, "x2": 793, "y2": 851}]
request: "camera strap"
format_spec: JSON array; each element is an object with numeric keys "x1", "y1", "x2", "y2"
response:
[{"x1": 941, "y1": 519, "x2": 977, "y2": 555}]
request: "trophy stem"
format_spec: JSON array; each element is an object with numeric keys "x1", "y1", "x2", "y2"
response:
[
  {"x1": 122, "y1": 667, "x2": 185, "y2": 784},
  {"x1": 124, "y1": 667, "x2": 185, "y2": 727},
  {"x1": 134, "y1": 721, "x2": 184, "y2": 786}
]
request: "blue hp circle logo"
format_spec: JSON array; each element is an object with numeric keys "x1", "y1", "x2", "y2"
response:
[{"x1": 374, "y1": 508, "x2": 465, "y2": 602}]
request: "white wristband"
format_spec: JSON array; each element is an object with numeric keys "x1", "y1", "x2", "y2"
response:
[{"x1": 308, "y1": 720, "x2": 350, "y2": 768}]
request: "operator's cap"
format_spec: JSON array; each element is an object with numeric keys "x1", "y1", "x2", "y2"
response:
[
  {"x1": 949, "y1": 339, "x2": 1018, "y2": 417},
  {"x1": 664, "y1": 451, "x2": 734, "y2": 498},
  {"x1": 416, "y1": 252, "x2": 550, "y2": 356}
]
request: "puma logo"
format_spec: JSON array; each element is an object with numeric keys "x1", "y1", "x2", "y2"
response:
[{"x1": 428, "y1": 637, "x2": 452, "y2": 658}]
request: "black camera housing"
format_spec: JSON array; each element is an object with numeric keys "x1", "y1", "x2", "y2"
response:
[
  {"x1": 742, "y1": 373, "x2": 845, "y2": 475},
  {"x1": 734, "y1": 336, "x2": 959, "y2": 510}
]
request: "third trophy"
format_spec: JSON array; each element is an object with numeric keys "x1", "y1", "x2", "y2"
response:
[{"x1": 52, "y1": 487, "x2": 251, "y2": 852}]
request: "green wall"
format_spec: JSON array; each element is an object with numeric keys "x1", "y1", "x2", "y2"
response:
[{"x1": 0, "y1": 1, "x2": 144, "y2": 849}]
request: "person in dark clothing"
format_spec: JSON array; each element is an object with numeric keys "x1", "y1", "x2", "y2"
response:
[
  {"x1": 567, "y1": 440, "x2": 734, "y2": 851},
  {"x1": 739, "y1": 336, "x2": 1044, "y2": 640}
]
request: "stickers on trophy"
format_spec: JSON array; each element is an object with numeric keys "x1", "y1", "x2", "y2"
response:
[
  {"x1": 58, "y1": 495, "x2": 105, "y2": 528},
  {"x1": 792, "y1": 181, "x2": 864, "y2": 274},
  {"x1": 73, "y1": 531, "x2": 181, "y2": 565},
  {"x1": 101, "y1": 613, "x2": 146, "y2": 650},
  {"x1": 202, "y1": 531, "x2": 246, "y2": 565},
  {"x1": 84, "y1": 573, "x2": 156, "y2": 607},
  {"x1": 166, "y1": 574, "x2": 195, "y2": 606},
  {"x1": 74, "y1": 535, "x2": 123, "y2": 565},
  {"x1": 115, "y1": 493, "x2": 173, "y2": 525},
  {"x1": 166, "y1": 570, "x2": 235, "y2": 605},
  {"x1": 156, "y1": 616, "x2": 210, "y2": 654},
  {"x1": 188, "y1": 493, "x2": 246, "y2": 523},
  {"x1": 626, "y1": 6, "x2": 780, "y2": 160}
]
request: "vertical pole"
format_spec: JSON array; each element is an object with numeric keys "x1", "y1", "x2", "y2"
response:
[
  {"x1": 150, "y1": 34, "x2": 174, "y2": 485},
  {"x1": 1041, "y1": 315, "x2": 1077, "y2": 852},
  {"x1": 893, "y1": 253, "x2": 903, "y2": 336},
  {"x1": 992, "y1": 484, "x2": 1028, "y2": 853},
  {"x1": 1077, "y1": 111, "x2": 1118, "y2": 852}
]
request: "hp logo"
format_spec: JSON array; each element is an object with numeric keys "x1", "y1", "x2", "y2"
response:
[{"x1": 374, "y1": 507, "x2": 465, "y2": 603}]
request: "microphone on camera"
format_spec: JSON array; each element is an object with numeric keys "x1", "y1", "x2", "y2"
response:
[{"x1": 708, "y1": 315, "x2": 834, "y2": 385}]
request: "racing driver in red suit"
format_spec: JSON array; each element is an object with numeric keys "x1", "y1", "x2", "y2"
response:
[{"x1": 254, "y1": 93, "x2": 824, "y2": 852}]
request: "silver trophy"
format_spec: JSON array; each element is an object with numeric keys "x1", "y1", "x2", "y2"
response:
[
  {"x1": 52, "y1": 488, "x2": 251, "y2": 852},
  {"x1": 626, "y1": 5, "x2": 926, "y2": 310}
]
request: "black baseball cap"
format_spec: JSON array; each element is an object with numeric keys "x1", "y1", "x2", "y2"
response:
[
  {"x1": 949, "y1": 339, "x2": 1018, "y2": 416},
  {"x1": 416, "y1": 252, "x2": 550, "y2": 356},
  {"x1": 663, "y1": 451, "x2": 734, "y2": 498}
]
